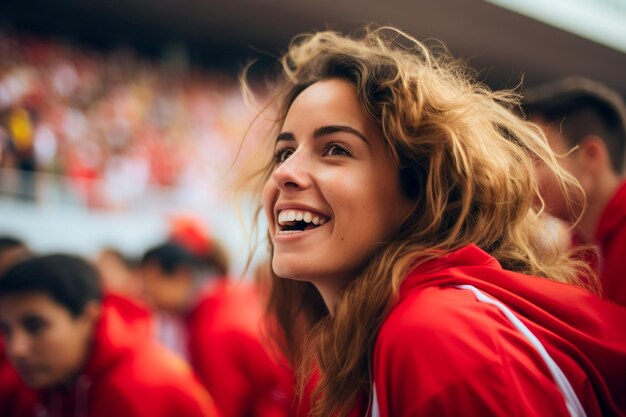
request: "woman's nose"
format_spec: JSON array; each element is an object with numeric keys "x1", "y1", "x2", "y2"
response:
[{"x1": 272, "y1": 151, "x2": 312, "y2": 191}]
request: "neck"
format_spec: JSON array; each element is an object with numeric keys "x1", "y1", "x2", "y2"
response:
[
  {"x1": 299, "y1": 269, "x2": 359, "y2": 315},
  {"x1": 575, "y1": 173, "x2": 622, "y2": 242},
  {"x1": 311, "y1": 273, "x2": 356, "y2": 315},
  {"x1": 314, "y1": 282, "x2": 340, "y2": 315}
]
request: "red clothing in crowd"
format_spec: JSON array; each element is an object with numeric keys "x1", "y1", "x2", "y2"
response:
[
  {"x1": 0, "y1": 338, "x2": 37, "y2": 417},
  {"x1": 595, "y1": 180, "x2": 626, "y2": 306},
  {"x1": 186, "y1": 281, "x2": 293, "y2": 417},
  {"x1": 102, "y1": 292, "x2": 153, "y2": 338},
  {"x1": 372, "y1": 245, "x2": 626, "y2": 417},
  {"x1": 31, "y1": 295, "x2": 219, "y2": 417}
]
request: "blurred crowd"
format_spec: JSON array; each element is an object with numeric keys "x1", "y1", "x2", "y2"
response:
[
  {"x1": 0, "y1": 30, "x2": 259, "y2": 209},
  {"x1": 0, "y1": 30, "x2": 291, "y2": 417},
  {"x1": 0, "y1": 215, "x2": 293, "y2": 417}
]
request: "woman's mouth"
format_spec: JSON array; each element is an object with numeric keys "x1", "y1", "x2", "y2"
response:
[{"x1": 277, "y1": 209, "x2": 330, "y2": 235}]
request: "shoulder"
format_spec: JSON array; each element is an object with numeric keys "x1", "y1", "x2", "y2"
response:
[
  {"x1": 377, "y1": 284, "x2": 505, "y2": 349},
  {"x1": 190, "y1": 285, "x2": 264, "y2": 338},
  {"x1": 109, "y1": 340, "x2": 196, "y2": 384},
  {"x1": 94, "y1": 343, "x2": 215, "y2": 416},
  {"x1": 372, "y1": 285, "x2": 571, "y2": 417},
  {"x1": 374, "y1": 284, "x2": 523, "y2": 391}
]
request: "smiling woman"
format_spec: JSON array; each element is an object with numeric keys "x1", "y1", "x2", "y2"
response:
[
  {"x1": 244, "y1": 27, "x2": 626, "y2": 417},
  {"x1": 263, "y1": 78, "x2": 413, "y2": 307}
]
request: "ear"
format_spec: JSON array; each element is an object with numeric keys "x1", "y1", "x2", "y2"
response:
[
  {"x1": 576, "y1": 135, "x2": 609, "y2": 173},
  {"x1": 80, "y1": 301, "x2": 102, "y2": 328}
]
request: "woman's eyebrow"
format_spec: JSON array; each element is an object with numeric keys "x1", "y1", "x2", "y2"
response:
[
  {"x1": 276, "y1": 132, "x2": 295, "y2": 143},
  {"x1": 314, "y1": 125, "x2": 369, "y2": 144},
  {"x1": 276, "y1": 125, "x2": 369, "y2": 144}
]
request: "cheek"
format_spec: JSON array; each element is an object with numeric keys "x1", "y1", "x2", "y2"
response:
[
  {"x1": 142, "y1": 277, "x2": 158, "y2": 300},
  {"x1": 52, "y1": 327, "x2": 90, "y2": 381},
  {"x1": 151, "y1": 283, "x2": 174, "y2": 307},
  {"x1": 536, "y1": 163, "x2": 560, "y2": 195},
  {"x1": 37, "y1": 324, "x2": 85, "y2": 373},
  {"x1": 262, "y1": 181, "x2": 276, "y2": 229},
  {"x1": 361, "y1": 176, "x2": 411, "y2": 237},
  {"x1": 54, "y1": 323, "x2": 85, "y2": 353}
]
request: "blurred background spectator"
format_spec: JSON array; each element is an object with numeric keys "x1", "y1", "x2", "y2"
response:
[{"x1": 139, "y1": 219, "x2": 294, "y2": 417}]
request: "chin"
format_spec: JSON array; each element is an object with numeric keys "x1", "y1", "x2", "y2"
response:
[
  {"x1": 20, "y1": 374, "x2": 50, "y2": 389},
  {"x1": 272, "y1": 259, "x2": 316, "y2": 282},
  {"x1": 272, "y1": 264, "x2": 304, "y2": 281}
]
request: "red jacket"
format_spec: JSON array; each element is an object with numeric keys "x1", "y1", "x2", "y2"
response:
[
  {"x1": 101, "y1": 292, "x2": 153, "y2": 337},
  {"x1": 34, "y1": 294, "x2": 219, "y2": 417},
  {"x1": 372, "y1": 245, "x2": 626, "y2": 417},
  {"x1": 186, "y1": 281, "x2": 293, "y2": 417},
  {"x1": 595, "y1": 180, "x2": 626, "y2": 306}
]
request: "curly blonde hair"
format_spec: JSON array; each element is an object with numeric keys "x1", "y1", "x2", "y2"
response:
[{"x1": 241, "y1": 26, "x2": 595, "y2": 417}]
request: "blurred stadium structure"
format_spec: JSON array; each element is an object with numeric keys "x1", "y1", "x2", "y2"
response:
[
  {"x1": 3, "y1": 0, "x2": 625, "y2": 92},
  {"x1": 0, "y1": 0, "x2": 624, "y2": 272}
]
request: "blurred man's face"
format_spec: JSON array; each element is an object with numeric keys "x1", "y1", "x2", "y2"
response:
[
  {"x1": 0, "y1": 293, "x2": 95, "y2": 389},
  {"x1": 533, "y1": 118, "x2": 585, "y2": 222},
  {"x1": 141, "y1": 263, "x2": 192, "y2": 313}
]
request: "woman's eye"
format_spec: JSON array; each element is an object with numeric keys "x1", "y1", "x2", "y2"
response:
[
  {"x1": 274, "y1": 148, "x2": 294, "y2": 164},
  {"x1": 323, "y1": 142, "x2": 352, "y2": 157}
]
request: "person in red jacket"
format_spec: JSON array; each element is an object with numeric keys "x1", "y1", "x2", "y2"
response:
[
  {"x1": 242, "y1": 27, "x2": 626, "y2": 417},
  {"x1": 522, "y1": 78, "x2": 626, "y2": 305},
  {"x1": 0, "y1": 254, "x2": 219, "y2": 417},
  {"x1": 141, "y1": 242, "x2": 292, "y2": 417}
]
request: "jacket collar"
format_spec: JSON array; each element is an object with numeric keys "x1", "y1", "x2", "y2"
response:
[
  {"x1": 399, "y1": 244, "x2": 501, "y2": 294},
  {"x1": 595, "y1": 180, "x2": 626, "y2": 247}
]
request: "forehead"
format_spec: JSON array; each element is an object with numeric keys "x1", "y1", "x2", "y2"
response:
[
  {"x1": 0, "y1": 292, "x2": 70, "y2": 321},
  {"x1": 284, "y1": 79, "x2": 370, "y2": 128}
]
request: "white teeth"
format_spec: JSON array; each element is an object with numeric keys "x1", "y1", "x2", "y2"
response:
[
  {"x1": 277, "y1": 209, "x2": 330, "y2": 226},
  {"x1": 278, "y1": 230, "x2": 304, "y2": 235}
]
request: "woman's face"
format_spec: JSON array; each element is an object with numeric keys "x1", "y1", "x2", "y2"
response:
[{"x1": 262, "y1": 78, "x2": 413, "y2": 298}]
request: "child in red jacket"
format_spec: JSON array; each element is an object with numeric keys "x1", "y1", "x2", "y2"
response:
[
  {"x1": 0, "y1": 254, "x2": 219, "y2": 417},
  {"x1": 244, "y1": 27, "x2": 626, "y2": 417}
]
